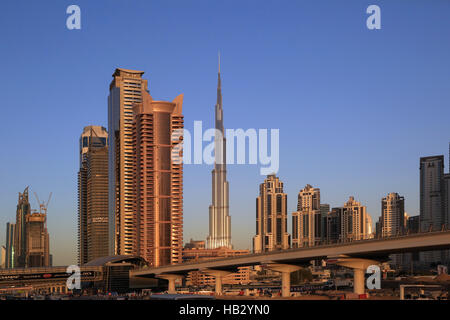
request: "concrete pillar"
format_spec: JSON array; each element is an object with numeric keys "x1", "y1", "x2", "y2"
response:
[
  {"x1": 353, "y1": 268, "x2": 365, "y2": 295},
  {"x1": 156, "y1": 274, "x2": 184, "y2": 294},
  {"x1": 202, "y1": 269, "x2": 232, "y2": 295},
  {"x1": 266, "y1": 264, "x2": 302, "y2": 298},
  {"x1": 333, "y1": 257, "x2": 379, "y2": 295}
]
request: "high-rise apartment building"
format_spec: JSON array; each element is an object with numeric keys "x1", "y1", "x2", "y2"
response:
[
  {"x1": 78, "y1": 126, "x2": 108, "y2": 265},
  {"x1": 253, "y1": 175, "x2": 290, "y2": 253},
  {"x1": 5, "y1": 222, "x2": 15, "y2": 269},
  {"x1": 131, "y1": 91, "x2": 184, "y2": 267},
  {"x1": 108, "y1": 68, "x2": 149, "y2": 255},
  {"x1": 292, "y1": 185, "x2": 322, "y2": 247},
  {"x1": 14, "y1": 187, "x2": 31, "y2": 267},
  {"x1": 380, "y1": 193, "x2": 405, "y2": 237},
  {"x1": 207, "y1": 56, "x2": 232, "y2": 249},
  {"x1": 341, "y1": 196, "x2": 370, "y2": 241}
]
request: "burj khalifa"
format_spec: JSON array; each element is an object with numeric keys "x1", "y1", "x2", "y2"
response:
[{"x1": 207, "y1": 54, "x2": 232, "y2": 249}]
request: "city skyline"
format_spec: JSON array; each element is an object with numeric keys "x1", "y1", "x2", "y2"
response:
[{"x1": 1, "y1": 1, "x2": 450, "y2": 265}]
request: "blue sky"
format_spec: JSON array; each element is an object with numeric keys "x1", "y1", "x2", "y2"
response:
[{"x1": 0, "y1": 0, "x2": 449, "y2": 265}]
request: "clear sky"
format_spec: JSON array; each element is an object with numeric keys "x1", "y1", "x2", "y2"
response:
[{"x1": 0, "y1": 0, "x2": 449, "y2": 266}]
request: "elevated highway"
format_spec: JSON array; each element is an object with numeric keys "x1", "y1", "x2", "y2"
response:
[{"x1": 132, "y1": 230, "x2": 450, "y2": 296}]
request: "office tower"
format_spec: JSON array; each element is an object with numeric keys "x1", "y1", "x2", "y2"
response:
[
  {"x1": 380, "y1": 193, "x2": 405, "y2": 237},
  {"x1": 341, "y1": 196, "x2": 370, "y2": 241},
  {"x1": 131, "y1": 91, "x2": 184, "y2": 267},
  {"x1": 25, "y1": 211, "x2": 50, "y2": 267},
  {"x1": 14, "y1": 187, "x2": 31, "y2": 267},
  {"x1": 420, "y1": 156, "x2": 446, "y2": 231},
  {"x1": 292, "y1": 185, "x2": 321, "y2": 248},
  {"x1": 5, "y1": 223, "x2": 15, "y2": 268},
  {"x1": 108, "y1": 68, "x2": 149, "y2": 256},
  {"x1": 407, "y1": 215, "x2": 420, "y2": 234},
  {"x1": 78, "y1": 125, "x2": 108, "y2": 265},
  {"x1": 253, "y1": 175, "x2": 290, "y2": 253},
  {"x1": 325, "y1": 208, "x2": 342, "y2": 243},
  {"x1": 320, "y1": 204, "x2": 330, "y2": 242},
  {"x1": 420, "y1": 156, "x2": 446, "y2": 265},
  {"x1": 207, "y1": 56, "x2": 232, "y2": 249},
  {"x1": 444, "y1": 173, "x2": 450, "y2": 227},
  {"x1": 0, "y1": 246, "x2": 5, "y2": 268},
  {"x1": 86, "y1": 146, "x2": 109, "y2": 262}
]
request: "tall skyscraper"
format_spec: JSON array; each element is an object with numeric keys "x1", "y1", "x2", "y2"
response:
[
  {"x1": 207, "y1": 56, "x2": 232, "y2": 249},
  {"x1": 14, "y1": 187, "x2": 31, "y2": 267},
  {"x1": 5, "y1": 223, "x2": 15, "y2": 269},
  {"x1": 380, "y1": 192, "x2": 405, "y2": 237},
  {"x1": 420, "y1": 156, "x2": 446, "y2": 231},
  {"x1": 108, "y1": 68, "x2": 149, "y2": 255},
  {"x1": 292, "y1": 185, "x2": 322, "y2": 248},
  {"x1": 78, "y1": 126, "x2": 108, "y2": 265},
  {"x1": 420, "y1": 155, "x2": 446, "y2": 265},
  {"x1": 131, "y1": 91, "x2": 184, "y2": 267},
  {"x1": 253, "y1": 174, "x2": 290, "y2": 253}
]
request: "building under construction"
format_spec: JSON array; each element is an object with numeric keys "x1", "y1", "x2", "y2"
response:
[{"x1": 10, "y1": 187, "x2": 51, "y2": 268}]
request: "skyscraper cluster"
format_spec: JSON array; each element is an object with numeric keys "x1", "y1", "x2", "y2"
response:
[
  {"x1": 76, "y1": 68, "x2": 184, "y2": 267},
  {"x1": 254, "y1": 177, "x2": 373, "y2": 253}
]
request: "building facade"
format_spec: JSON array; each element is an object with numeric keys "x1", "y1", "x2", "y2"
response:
[
  {"x1": 207, "y1": 57, "x2": 232, "y2": 250},
  {"x1": 5, "y1": 223, "x2": 15, "y2": 269},
  {"x1": 253, "y1": 175, "x2": 290, "y2": 253},
  {"x1": 14, "y1": 187, "x2": 31, "y2": 268},
  {"x1": 419, "y1": 156, "x2": 446, "y2": 264},
  {"x1": 78, "y1": 125, "x2": 108, "y2": 265},
  {"x1": 182, "y1": 244, "x2": 250, "y2": 286},
  {"x1": 25, "y1": 212, "x2": 50, "y2": 267},
  {"x1": 340, "y1": 196, "x2": 371, "y2": 241},
  {"x1": 292, "y1": 185, "x2": 322, "y2": 247},
  {"x1": 324, "y1": 207, "x2": 342, "y2": 243},
  {"x1": 131, "y1": 90, "x2": 184, "y2": 267},
  {"x1": 380, "y1": 193, "x2": 405, "y2": 237},
  {"x1": 108, "y1": 68, "x2": 149, "y2": 256}
]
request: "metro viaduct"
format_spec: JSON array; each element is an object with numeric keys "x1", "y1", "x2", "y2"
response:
[{"x1": 132, "y1": 230, "x2": 450, "y2": 297}]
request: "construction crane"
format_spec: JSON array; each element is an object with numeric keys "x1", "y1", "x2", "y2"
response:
[{"x1": 33, "y1": 191, "x2": 52, "y2": 229}]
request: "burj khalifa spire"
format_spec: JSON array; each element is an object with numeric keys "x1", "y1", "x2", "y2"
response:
[{"x1": 207, "y1": 52, "x2": 232, "y2": 249}]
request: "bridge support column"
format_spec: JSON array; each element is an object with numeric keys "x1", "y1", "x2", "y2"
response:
[
  {"x1": 266, "y1": 264, "x2": 302, "y2": 298},
  {"x1": 333, "y1": 258, "x2": 379, "y2": 295},
  {"x1": 157, "y1": 274, "x2": 183, "y2": 294},
  {"x1": 203, "y1": 269, "x2": 232, "y2": 295}
]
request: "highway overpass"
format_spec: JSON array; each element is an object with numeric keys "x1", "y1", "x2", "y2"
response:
[{"x1": 132, "y1": 230, "x2": 450, "y2": 296}]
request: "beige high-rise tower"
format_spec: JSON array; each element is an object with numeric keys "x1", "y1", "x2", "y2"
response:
[
  {"x1": 108, "y1": 68, "x2": 149, "y2": 255},
  {"x1": 253, "y1": 175, "x2": 290, "y2": 253},
  {"x1": 292, "y1": 184, "x2": 321, "y2": 248}
]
